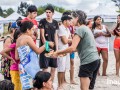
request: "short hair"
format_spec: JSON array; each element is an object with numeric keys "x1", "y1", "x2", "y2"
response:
[
  {"x1": 72, "y1": 10, "x2": 87, "y2": 25},
  {"x1": 27, "y1": 5, "x2": 37, "y2": 13},
  {"x1": 0, "y1": 80, "x2": 14, "y2": 90},
  {"x1": 45, "y1": 5, "x2": 54, "y2": 13},
  {"x1": 33, "y1": 71, "x2": 51, "y2": 89},
  {"x1": 62, "y1": 11, "x2": 71, "y2": 16}
]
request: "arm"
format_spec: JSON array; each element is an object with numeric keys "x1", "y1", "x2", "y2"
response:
[
  {"x1": 61, "y1": 36, "x2": 72, "y2": 44},
  {"x1": 27, "y1": 36, "x2": 45, "y2": 54},
  {"x1": 4, "y1": 38, "x2": 12, "y2": 48},
  {"x1": 57, "y1": 35, "x2": 80, "y2": 55},
  {"x1": 0, "y1": 48, "x2": 14, "y2": 60},
  {"x1": 103, "y1": 26, "x2": 111, "y2": 37},
  {"x1": 55, "y1": 30, "x2": 58, "y2": 50},
  {"x1": 40, "y1": 28, "x2": 46, "y2": 44}
]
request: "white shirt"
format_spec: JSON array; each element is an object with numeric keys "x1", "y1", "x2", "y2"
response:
[
  {"x1": 94, "y1": 25, "x2": 108, "y2": 48},
  {"x1": 58, "y1": 24, "x2": 71, "y2": 50}
]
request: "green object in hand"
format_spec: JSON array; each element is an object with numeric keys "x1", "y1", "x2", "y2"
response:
[{"x1": 45, "y1": 41, "x2": 50, "y2": 52}]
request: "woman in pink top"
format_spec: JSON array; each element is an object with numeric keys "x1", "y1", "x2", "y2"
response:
[{"x1": 0, "y1": 30, "x2": 22, "y2": 90}]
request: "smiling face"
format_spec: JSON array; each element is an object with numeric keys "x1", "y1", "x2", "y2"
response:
[{"x1": 95, "y1": 17, "x2": 102, "y2": 25}]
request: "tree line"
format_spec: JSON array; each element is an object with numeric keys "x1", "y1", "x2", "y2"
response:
[
  {"x1": 0, "y1": 2, "x2": 70, "y2": 18},
  {"x1": 0, "y1": 0, "x2": 119, "y2": 18}
]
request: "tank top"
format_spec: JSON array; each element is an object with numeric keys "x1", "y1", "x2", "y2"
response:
[{"x1": 94, "y1": 25, "x2": 108, "y2": 48}]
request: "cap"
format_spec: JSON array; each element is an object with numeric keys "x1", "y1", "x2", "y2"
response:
[
  {"x1": 61, "y1": 15, "x2": 72, "y2": 22},
  {"x1": 11, "y1": 22, "x2": 18, "y2": 28}
]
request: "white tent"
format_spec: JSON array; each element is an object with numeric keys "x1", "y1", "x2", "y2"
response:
[
  {"x1": 5, "y1": 12, "x2": 25, "y2": 22},
  {"x1": 36, "y1": 11, "x2": 62, "y2": 21},
  {"x1": 87, "y1": 3, "x2": 119, "y2": 22},
  {"x1": 0, "y1": 16, "x2": 4, "y2": 21}
]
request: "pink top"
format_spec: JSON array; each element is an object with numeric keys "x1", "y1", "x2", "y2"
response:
[{"x1": 9, "y1": 43, "x2": 19, "y2": 71}]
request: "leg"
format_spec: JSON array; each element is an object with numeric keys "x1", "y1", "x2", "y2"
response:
[
  {"x1": 58, "y1": 72, "x2": 64, "y2": 89},
  {"x1": 70, "y1": 59, "x2": 77, "y2": 84},
  {"x1": 101, "y1": 49, "x2": 108, "y2": 76},
  {"x1": 89, "y1": 60, "x2": 100, "y2": 89},
  {"x1": 80, "y1": 77, "x2": 90, "y2": 90},
  {"x1": 97, "y1": 50, "x2": 101, "y2": 76},
  {"x1": 10, "y1": 71, "x2": 22, "y2": 90},
  {"x1": 50, "y1": 67, "x2": 56, "y2": 82},
  {"x1": 114, "y1": 49, "x2": 120, "y2": 76}
]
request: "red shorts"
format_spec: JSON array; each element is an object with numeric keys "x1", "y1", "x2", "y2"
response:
[
  {"x1": 97, "y1": 47, "x2": 108, "y2": 52},
  {"x1": 114, "y1": 38, "x2": 120, "y2": 50}
]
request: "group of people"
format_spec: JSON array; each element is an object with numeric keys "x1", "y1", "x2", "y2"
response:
[{"x1": 0, "y1": 4, "x2": 120, "y2": 90}]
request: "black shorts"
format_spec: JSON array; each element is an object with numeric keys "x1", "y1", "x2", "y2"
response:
[
  {"x1": 39, "y1": 51, "x2": 57, "y2": 69},
  {"x1": 78, "y1": 59, "x2": 100, "y2": 89}
]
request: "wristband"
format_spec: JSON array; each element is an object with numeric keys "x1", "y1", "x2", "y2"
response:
[{"x1": 45, "y1": 41, "x2": 50, "y2": 52}]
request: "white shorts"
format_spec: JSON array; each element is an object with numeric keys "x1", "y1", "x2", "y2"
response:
[{"x1": 57, "y1": 53, "x2": 70, "y2": 72}]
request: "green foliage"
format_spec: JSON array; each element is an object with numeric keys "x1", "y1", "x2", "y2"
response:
[
  {"x1": 37, "y1": 4, "x2": 70, "y2": 15},
  {"x1": 112, "y1": 0, "x2": 120, "y2": 11},
  {"x1": 17, "y1": 2, "x2": 30, "y2": 17},
  {"x1": 0, "y1": 7, "x2": 14, "y2": 18}
]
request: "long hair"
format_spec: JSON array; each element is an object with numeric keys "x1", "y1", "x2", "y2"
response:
[
  {"x1": 92, "y1": 16, "x2": 101, "y2": 30},
  {"x1": 113, "y1": 14, "x2": 120, "y2": 36},
  {"x1": 12, "y1": 29, "x2": 21, "y2": 43}
]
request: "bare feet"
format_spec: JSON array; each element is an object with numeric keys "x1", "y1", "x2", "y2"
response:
[
  {"x1": 102, "y1": 74, "x2": 107, "y2": 76},
  {"x1": 57, "y1": 86, "x2": 64, "y2": 90},
  {"x1": 70, "y1": 80, "x2": 78, "y2": 85}
]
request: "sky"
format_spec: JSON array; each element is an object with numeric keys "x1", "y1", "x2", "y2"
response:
[{"x1": 0, "y1": 0, "x2": 118, "y2": 13}]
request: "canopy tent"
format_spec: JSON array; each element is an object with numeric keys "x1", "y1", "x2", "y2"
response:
[
  {"x1": 4, "y1": 12, "x2": 25, "y2": 22},
  {"x1": 36, "y1": 11, "x2": 62, "y2": 21},
  {"x1": 0, "y1": 16, "x2": 4, "y2": 21},
  {"x1": 87, "y1": 3, "x2": 119, "y2": 22}
]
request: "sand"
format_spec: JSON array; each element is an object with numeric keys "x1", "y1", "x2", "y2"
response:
[{"x1": 0, "y1": 41, "x2": 120, "y2": 90}]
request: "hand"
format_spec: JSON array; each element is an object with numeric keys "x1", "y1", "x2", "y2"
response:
[
  {"x1": 48, "y1": 41, "x2": 54, "y2": 48},
  {"x1": 11, "y1": 58, "x2": 16, "y2": 64},
  {"x1": 52, "y1": 51, "x2": 59, "y2": 58}
]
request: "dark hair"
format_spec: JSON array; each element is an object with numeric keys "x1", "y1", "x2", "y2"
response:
[
  {"x1": 12, "y1": 29, "x2": 21, "y2": 43},
  {"x1": 113, "y1": 14, "x2": 120, "y2": 36},
  {"x1": 92, "y1": 15, "x2": 101, "y2": 29},
  {"x1": 63, "y1": 11, "x2": 71, "y2": 16},
  {"x1": 17, "y1": 21, "x2": 34, "y2": 33},
  {"x1": 27, "y1": 5, "x2": 37, "y2": 13},
  {"x1": 33, "y1": 71, "x2": 51, "y2": 89},
  {"x1": 72, "y1": 10, "x2": 87, "y2": 25},
  {"x1": 0, "y1": 80, "x2": 14, "y2": 90},
  {"x1": 45, "y1": 5, "x2": 54, "y2": 13}
]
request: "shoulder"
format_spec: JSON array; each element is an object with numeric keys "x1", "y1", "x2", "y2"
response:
[
  {"x1": 40, "y1": 18, "x2": 46, "y2": 23},
  {"x1": 53, "y1": 20, "x2": 58, "y2": 24},
  {"x1": 4, "y1": 36, "x2": 12, "y2": 43}
]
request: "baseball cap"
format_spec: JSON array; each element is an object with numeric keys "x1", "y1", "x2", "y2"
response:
[{"x1": 61, "y1": 15, "x2": 72, "y2": 22}]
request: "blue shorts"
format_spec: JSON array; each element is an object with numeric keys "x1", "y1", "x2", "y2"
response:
[{"x1": 70, "y1": 52, "x2": 75, "y2": 59}]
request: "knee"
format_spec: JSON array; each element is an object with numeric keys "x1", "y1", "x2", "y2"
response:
[{"x1": 103, "y1": 57, "x2": 108, "y2": 63}]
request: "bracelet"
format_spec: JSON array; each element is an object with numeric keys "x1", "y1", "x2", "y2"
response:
[{"x1": 45, "y1": 41, "x2": 50, "y2": 52}]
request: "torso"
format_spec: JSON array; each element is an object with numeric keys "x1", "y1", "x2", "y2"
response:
[{"x1": 94, "y1": 25, "x2": 108, "y2": 48}]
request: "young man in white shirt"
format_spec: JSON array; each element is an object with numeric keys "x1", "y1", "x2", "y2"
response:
[{"x1": 57, "y1": 15, "x2": 72, "y2": 89}]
